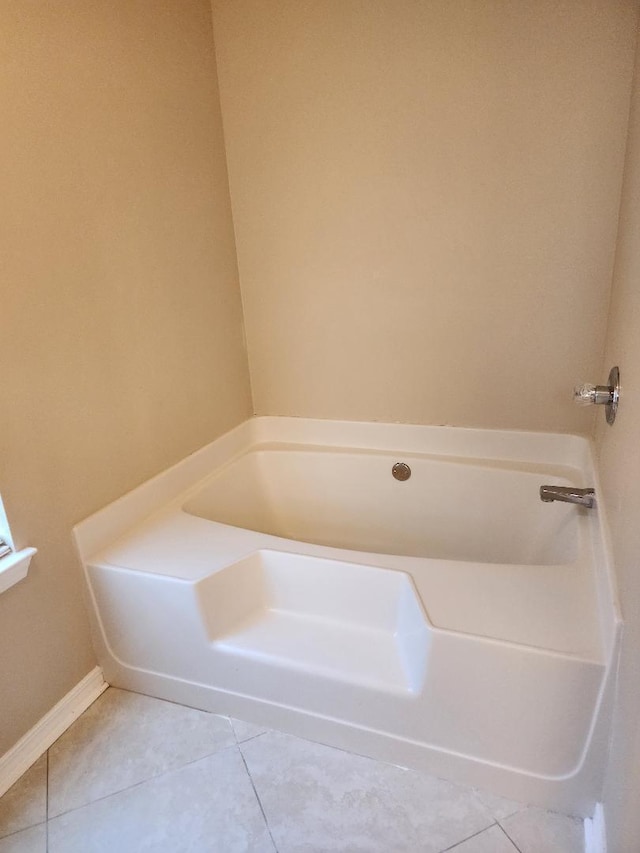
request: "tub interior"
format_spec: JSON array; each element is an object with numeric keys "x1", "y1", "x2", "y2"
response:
[{"x1": 183, "y1": 446, "x2": 581, "y2": 565}]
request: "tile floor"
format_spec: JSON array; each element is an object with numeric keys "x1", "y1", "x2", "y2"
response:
[{"x1": 0, "y1": 688, "x2": 585, "y2": 852}]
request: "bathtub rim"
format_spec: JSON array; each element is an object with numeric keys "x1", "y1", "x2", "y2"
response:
[{"x1": 75, "y1": 415, "x2": 602, "y2": 557}]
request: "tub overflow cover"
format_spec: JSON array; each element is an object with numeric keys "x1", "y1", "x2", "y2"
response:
[{"x1": 392, "y1": 462, "x2": 411, "y2": 481}]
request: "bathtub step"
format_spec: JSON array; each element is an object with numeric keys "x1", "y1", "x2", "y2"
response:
[
  {"x1": 215, "y1": 610, "x2": 414, "y2": 694},
  {"x1": 197, "y1": 550, "x2": 430, "y2": 696}
]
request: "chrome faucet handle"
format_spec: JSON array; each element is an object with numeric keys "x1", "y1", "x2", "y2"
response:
[
  {"x1": 573, "y1": 383, "x2": 611, "y2": 406},
  {"x1": 573, "y1": 366, "x2": 620, "y2": 425}
]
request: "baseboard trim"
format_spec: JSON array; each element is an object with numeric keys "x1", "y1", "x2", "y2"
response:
[
  {"x1": 584, "y1": 802, "x2": 607, "y2": 853},
  {"x1": 0, "y1": 666, "x2": 107, "y2": 798}
]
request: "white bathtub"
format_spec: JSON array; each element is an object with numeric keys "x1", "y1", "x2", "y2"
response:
[{"x1": 74, "y1": 417, "x2": 619, "y2": 816}]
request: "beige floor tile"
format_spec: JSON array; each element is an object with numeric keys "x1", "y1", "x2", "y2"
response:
[
  {"x1": 48, "y1": 747, "x2": 275, "y2": 853},
  {"x1": 48, "y1": 687, "x2": 234, "y2": 818},
  {"x1": 447, "y1": 824, "x2": 519, "y2": 852},
  {"x1": 0, "y1": 824, "x2": 46, "y2": 853},
  {"x1": 241, "y1": 730, "x2": 494, "y2": 853},
  {"x1": 231, "y1": 718, "x2": 269, "y2": 743},
  {"x1": 0, "y1": 755, "x2": 47, "y2": 839},
  {"x1": 501, "y1": 806, "x2": 584, "y2": 853}
]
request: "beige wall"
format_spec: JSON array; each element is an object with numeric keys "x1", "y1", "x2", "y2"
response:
[
  {"x1": 213, "y1": 0, "x2": 637, "y2": 432},
  {"x1": 596, "y1": 26, "x2": 640, "y2": 851},
  {"x1": 0, "y1": 0, "x2": 251, "y2": 754}
]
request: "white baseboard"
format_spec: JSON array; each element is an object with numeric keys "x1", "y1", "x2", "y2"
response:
[
  {"x1": 0, "y1": 666, "x2": 107, "y2": 798},
  {"x1": 584, "y1": 802, "x2": 607, "y2": 853}
]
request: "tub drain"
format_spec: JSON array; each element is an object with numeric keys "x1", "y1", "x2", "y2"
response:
[{"x1": 392, "y1": 462, "x2": 411, "y2": 481}]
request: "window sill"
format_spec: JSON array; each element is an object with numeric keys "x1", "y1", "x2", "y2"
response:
[{"x1": 0, "y1": 547, "x2": 37, "y2": 595}]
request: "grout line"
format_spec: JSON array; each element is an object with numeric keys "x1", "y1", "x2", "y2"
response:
[
  {"x1": 439, "y1": 821, "x2": 498, "y2": 852},
  {"x1": 472, "y1": 786, "x2": 527, "y2": 822},
  {"x1": 0, "y1": 821, "x2": 47, "y2": 842},
  {"x1": 235, "y1": 731, "x2": 269, "y2": 747},
  {"x1": 43, "y1": 698, "x2": 242, "y2": 821},
  {"x1": 497, "y1": 821, "x2": 524, "y2": 853},
  {"x1": 238, "y1": 746, "x2": 279, "y2": 853},
  {"x1": 229, "y1": 714, "x2": 272, "y2": 748},
  {"x1": 46, "y1": 739, "x2": 240, "y2": 821}
]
